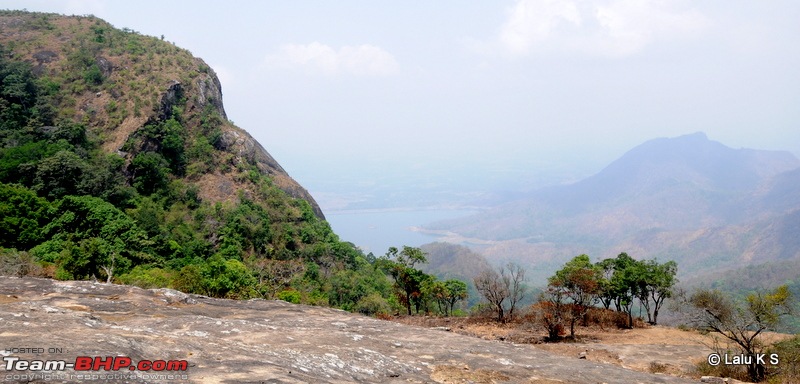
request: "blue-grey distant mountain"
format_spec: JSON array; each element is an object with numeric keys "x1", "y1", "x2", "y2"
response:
[
  {"x1": 756, "y1": 166, "x2": 800, "y2": 214},
  {"x1": 545, "y1": 132, "x2": 797, "y2": 209},
  {"x1": 427, "y1": 133, "x2": 800, "y2": 280}
]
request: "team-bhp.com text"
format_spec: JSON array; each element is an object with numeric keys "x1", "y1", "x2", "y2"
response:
[{"x1": 3, "y1": 356, "x2": 188, "y2": 372}]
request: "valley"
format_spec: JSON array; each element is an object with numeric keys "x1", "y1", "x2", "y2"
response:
[{"x1": 0, "y1": 8, "x2": 798, "y2": 384}]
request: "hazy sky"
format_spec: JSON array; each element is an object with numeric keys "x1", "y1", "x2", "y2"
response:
[{"x1": 5, "y1": 1, "x2": 800, "y2": 205}]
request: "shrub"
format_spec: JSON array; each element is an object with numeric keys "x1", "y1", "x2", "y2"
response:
[
  {"x1": 767, "y1": 335, "x2": 800, "y2": 383},
  {"x1": 278, "y1": 289, "x2": 301, "y2": 304},
  {"x1": 200, "y1": 255, "x2": 255, "y2": 299},
  {"x1": 584, "y1": 307, "x2": 632, "y2": 329},
  {"x1": 118, "y1": 265, "x2": 172, "y2": 288},
  {"x1": 529, "y1": 301, "x2": 566, "y2": 341},
  {"x1": 355, "y1": 292, "x2": 391, "y2": 316},
  {"x1": 0, "y1": 248, "x2": 39, "y2": 277},
  {"x1": 648, "y1": 361, "x2": 669, "y2": 374},
  {"x1": 84, "y1": 64, "x2": 103, "y2": 85},
  {"x1": 469, "y1": 302, "x2": 495, "y2": 320},
  {"x1": 693, "y1": 348, "x2": 749, "y2": 382},
  {"x1": 172, "y1": 264, "x2": 204, "y2": 294}
]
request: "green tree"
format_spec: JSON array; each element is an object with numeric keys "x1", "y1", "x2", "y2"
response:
[
  {"x1": 426, "y1": 280, "x2": 450, "y2": 315},
  {"x1": 443, "y1": 279, "x2": 468, "y2": 316},
  {"x1": 0, "y1": 55, "x2": 39, "y2": 131},
  {"x1": 130, "y1": 152, "x2": 170, "y2": 195},
  {"x1": 640, "y1": 259, "x2": 677, "y2": 325},
  {"x1": 158, "y1": 118, "x2": 186, "y2": 174},
  {"x1": 48, "y1": 122, "x2": 89, "y2": 148},
  {"x1": 78, "y1": 153, "x2": 129, "y2": 203},
  {"x1": 42, "y1": 195, "x2": 150, "y2": 279},
  {"x1": 598, "y1": 252, "x2": 640, "y2": 328},
  {"x1": 387, "y1": 245, "x2": 427, "y2": 268},
  {"x1": 548, "y1": 254, "x2": 602, "y2": 337},
  {"x1": 32, "y1": 150, "x2": 88, "y2": 199},
  {"x1": 0, "y1": 45, "x2": 56, "y2": 140},
  {"x1": 60, "y1": 236, "x2": 129, "y2": 282},
  {"x1": 0, "y1": 183, "x2": 51, "y2": 249},
  {"x1": 0, "y1": 141, "x2": 60, "y2": 184},
  {"x1": 200, "y1": 254, "x2": 255, "y2": 298},
  {"x1": 596, "y1": 257, "x2": 617, "y2": 310},
  {"x1": 328, "y1": 256, "x2": 391, "y2": 312},
  {"x1": 379, "y1": 246, "x2": 429, "y2": 316}
]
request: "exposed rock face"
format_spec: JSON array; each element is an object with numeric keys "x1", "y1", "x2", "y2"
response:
[
  {"x1": 194, "y1": 65, "x2": 227, "y2": 121},
  {"x1": 156, "y1": 80, "x2": 184, "y2": 121},
  {"x1": 0, "y1": 12, "x2": 326, "y2": 220},
  {"x1": 144, "y1": 63, "x2": 323, "y2": 218},
  {"x1": 218, "y1": 127, "x2": 324, "y2": 218},
  {"x1": 0, "y1": 277, "x2": 696, "y2": 383},
  {"x1": 31, "y1": 50, "x2": 58, "y2": 75},
  {"x1": 32, "y1": 50, "x2": 58, "y2": 64},
  {"x1": 95, "y1": 56, "x2": 113, "y2": 78}
]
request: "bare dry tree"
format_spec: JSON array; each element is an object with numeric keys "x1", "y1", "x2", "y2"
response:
[
  {"x1": 474, "y1": 268, "x2": 509, "y2": 322},
  {"x1": 100, "y1": 251, "x2": 117, "y2": 283},
  {"x1": 474, "y1": 262, "x2": 527, "y2": 323},
  {"x1": 502, "y1": 262, "x2": 526, "y2": 321}
]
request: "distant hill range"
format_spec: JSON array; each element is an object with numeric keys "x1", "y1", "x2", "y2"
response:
[
  {"x1": 418, "y1": 242, "x2": 493, "y2": 307},
  {"x1": 425, "y1": 133, "x2": 800, "y2": 284}
]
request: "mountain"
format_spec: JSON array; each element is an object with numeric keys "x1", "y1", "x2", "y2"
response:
[
  {"x1": 0, "y1": 11, "x2": 322, "y2": 217},
  {"x1": 419, "y1": 242, "x2": 493, "y2": 307},
  {"x1": 420, "y1": 242, "x2": 492, "y2": 281},
  {"x1": 426, "y1": 133, "x2": 800, "y2": 282},
  {"x1": 0, "y1": 11, "x2": 370, "y2": 302},
  {"x1": 755, "y1": 166, "x2": 800, "y2": 214}
]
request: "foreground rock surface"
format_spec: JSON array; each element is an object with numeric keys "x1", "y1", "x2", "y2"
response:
[{"x1": 0, "y1": 277, "x2": 696, "y2": 383}]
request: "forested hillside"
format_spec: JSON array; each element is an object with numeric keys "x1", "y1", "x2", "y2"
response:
[{"x1": 0, "y1": 11, "x2": 375, "y2": 305}]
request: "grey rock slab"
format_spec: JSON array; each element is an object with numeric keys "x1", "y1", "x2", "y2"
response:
[{"x1": 0, "y1": 277, "x2": 698, "y2": 383}]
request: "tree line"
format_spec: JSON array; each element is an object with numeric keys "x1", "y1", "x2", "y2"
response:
[
  {"x1": 469, "y1": 253, "x2": 677, "y2": 338},
  {"x1": 538, "y1": 253, "x2": 677, "y2": 338},
  {"x1": 468, "y1": 252, "x2": 795, "y2": 383}
]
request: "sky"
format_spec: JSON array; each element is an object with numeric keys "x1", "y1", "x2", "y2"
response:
[{"x1": 4, "y1": 1, "x2": 800, "y2": 211}]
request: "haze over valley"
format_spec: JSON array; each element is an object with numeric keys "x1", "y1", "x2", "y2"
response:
[
  {"x1": 12, "y1": 1, "x2": 799, "y2": 279},
  {"x1": 1, "y1": 4, "x2": 799, "y2": 382},
  {"x1": 323, "y1": 133, "x2": 800, "y2": 286}
]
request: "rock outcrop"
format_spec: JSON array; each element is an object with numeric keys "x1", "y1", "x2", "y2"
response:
[
  {"x1": 217, "y1": 127, "x2": 324, "y2": 218},
  {"x1": 0, "y1": 11, "x2": 326, "y2": 219},
  {"x1": 0, "y1": 277, "x2": 697, "y2": 383}
]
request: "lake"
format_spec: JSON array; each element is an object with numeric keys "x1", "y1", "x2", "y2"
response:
[{"x1": 324, "y1": 209, "x2": 478, "y2": 255}]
